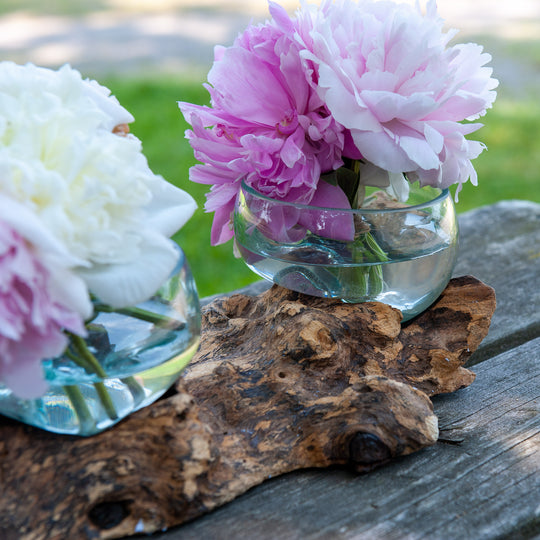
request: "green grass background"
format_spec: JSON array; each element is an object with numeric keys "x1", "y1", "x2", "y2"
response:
[{"x1": 104, "y1": 74, "x2": 540, "y2": 298}]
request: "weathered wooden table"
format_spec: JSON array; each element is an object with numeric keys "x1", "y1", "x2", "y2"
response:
[{"x1": 151, "y1": 200, "x2": 540, "y2": 540}]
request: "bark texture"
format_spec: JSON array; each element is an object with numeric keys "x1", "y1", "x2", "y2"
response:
[{"x1": 0, "y1": 276, "x2": 495, "y2": 539}]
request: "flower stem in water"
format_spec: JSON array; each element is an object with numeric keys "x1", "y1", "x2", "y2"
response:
[
  {"x1": 62, "y1": 302, "x2": 180, "y2": 430},
  {"x1": 63, "y1": 384, "x2": 97, "y2": 433},
  {"x1": 345, "y1": 229, "x2": 389, "y2": 298},
  {"x1": 92, "y1": 304, "x2": 184, "y2": 328},
  {"x1": 68, "y1": 334, "x2": 118, "y2": 421}
]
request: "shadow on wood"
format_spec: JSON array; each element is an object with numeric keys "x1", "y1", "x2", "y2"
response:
[{"x1": 0, "y1": 276, "x2": 495, "y2": 539}]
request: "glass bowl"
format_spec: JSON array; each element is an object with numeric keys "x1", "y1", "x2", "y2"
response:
[
  {"x1": 0, "y1": 246, "x2": 201, "y2": 436},
  {"x1": 233, "y1": 181, "x2": 458, "y2": 322}
]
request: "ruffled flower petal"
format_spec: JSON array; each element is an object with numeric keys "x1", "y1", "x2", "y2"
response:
[
  {"x1": 180, "y1": 0, "x2": 497, "y2": 247},
  {"x1": 292, "y1": 0, "x2": 498, "y2": 191},
  {"x1": 0, "y1": 197, "x2": 88, "y2": 399},
  {"x1": 178, "y1": 11, "x2": 347, "y2": 244}
]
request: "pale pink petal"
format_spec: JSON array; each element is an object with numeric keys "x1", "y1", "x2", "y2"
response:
[{"x1": 0, "y1": 212, "x2": 87, "y2": 399}]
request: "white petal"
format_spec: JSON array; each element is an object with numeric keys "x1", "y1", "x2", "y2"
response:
[
  {"x1": 44, "y1": 257, "x2": 93, "y2": 320},
  {"x1": 387, "y1": 172, "x2": 410, "y2": 202},
  {"x1": 358, "y1": 164, "x2": 410, "y2": 203},
  {"x1": 145, "y1": 178, "x2": 197, "y2": 237},
  {"x1": 77, "y1": 233, "x2": 180, "y2": 308},
  {"x1": 0, "y1": 195, "x2": 85, "y2": 267}
]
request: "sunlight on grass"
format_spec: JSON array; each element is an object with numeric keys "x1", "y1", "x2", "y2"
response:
[
  {"x1": 452, "y1": 98, "x2": 540, "y2": 211},
  {"x1": 104, "y1": 76, "x2": 540, "y2": 298}
]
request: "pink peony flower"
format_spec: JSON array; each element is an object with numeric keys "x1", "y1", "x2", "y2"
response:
[
  {"x1": 291, "y1": 0, "x2": 498, "y2": 193},
  {"x1": 180, "y1": 0, "x2": 497, "y2": 247},
  {"x1": 0, "y1": 196, "x2": 91, "y2": 399},
  {"x1": 179, "y1": 2, "x2": 352, "y2": 245}
]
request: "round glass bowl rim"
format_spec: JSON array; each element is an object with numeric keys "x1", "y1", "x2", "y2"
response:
[{"x1": 240, "y1": 180, "x2": 450, "y2": 214}]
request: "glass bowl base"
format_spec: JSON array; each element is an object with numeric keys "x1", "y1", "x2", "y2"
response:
[
  {"x1": 0, "y1": 340, "x2": 199, "y2": 436},
  {"x1": 0, "y1": 246, "x2": 201, "y2": 436}
]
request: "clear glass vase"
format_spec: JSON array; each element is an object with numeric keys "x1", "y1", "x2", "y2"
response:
[
  {"x1": 0, "y1": 246, "x2": 201, "y2": 436},
  {"x1": 234, "y1": 181, "x2": 458, "y2": 322}
]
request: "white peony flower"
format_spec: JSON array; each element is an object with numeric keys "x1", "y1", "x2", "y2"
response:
[{"x1": 0, "y1": 62, "x2": 196, "y2": 308}]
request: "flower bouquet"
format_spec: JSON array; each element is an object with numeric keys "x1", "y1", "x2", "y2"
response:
[
  {"x1": 0, "y1": 62, "x2": 200, "y2": 435},
  {"x1": 179, "y1": 0, "x2": 498, "y2": 319}
]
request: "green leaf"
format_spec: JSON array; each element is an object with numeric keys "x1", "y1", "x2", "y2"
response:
[{"x1": 335, "y1": 166, "x2": 360, "y2": 207}]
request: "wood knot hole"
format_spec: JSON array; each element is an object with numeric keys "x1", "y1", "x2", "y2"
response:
[
  {"x1": 88, "y1": 500, "x2": 131, "y2": 530},
  {"x1": 349, "y1": 432, "x2": 391, "y2": 466}
]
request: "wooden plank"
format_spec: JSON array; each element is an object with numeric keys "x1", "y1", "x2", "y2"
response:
[
  {"x1": 150, "y1": 337, "x2": 540, "y2": 540},
  {"x1": 453, "y1": 201, "x2": 540, "y2": 363}
]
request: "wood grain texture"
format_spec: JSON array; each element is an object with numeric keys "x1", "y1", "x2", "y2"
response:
[
  {"x1": 152, "y1": 337, "x2": 540, "y2": 540},
  {"x1": 208, "y1": 200, "x2": 540, "y2": 364},
  {"x1": 0, "y1": 276, "x2": 495, "y2": 539}
]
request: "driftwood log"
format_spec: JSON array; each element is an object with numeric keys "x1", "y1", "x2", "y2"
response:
[{"x1": 0, "y1": 275, "x2": 495, "y2": 539}]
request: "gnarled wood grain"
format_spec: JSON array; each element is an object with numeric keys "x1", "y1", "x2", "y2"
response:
[{"x1": 0, "y1": 276, "x2": 495, "y2": 539}]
